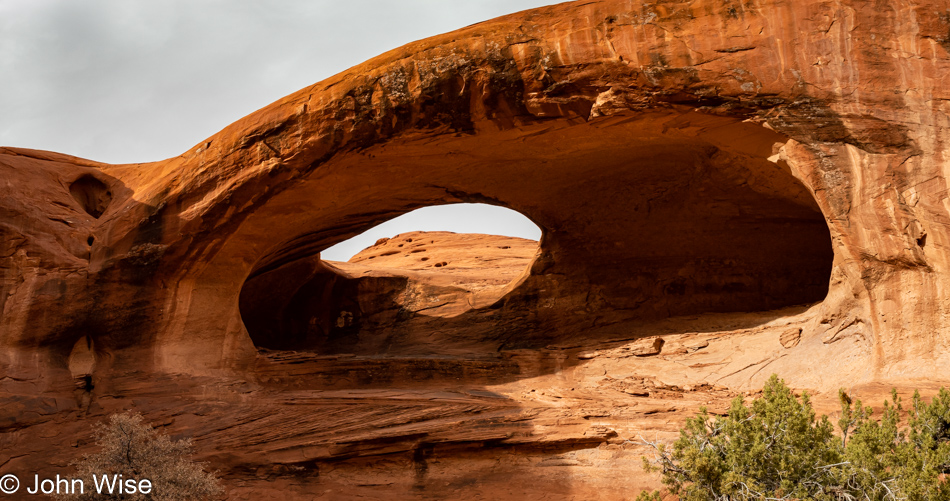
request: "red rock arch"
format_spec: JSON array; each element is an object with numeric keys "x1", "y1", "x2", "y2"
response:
[
  {"x1": 212, "y1": 108, "x2": 829, "y2": 361},
  {"x1": 1, "y1": 0, "x2": 945, "y2": 388},
  {"x1": 2, "y1": 0, "x2": 948, "y2": 496}
]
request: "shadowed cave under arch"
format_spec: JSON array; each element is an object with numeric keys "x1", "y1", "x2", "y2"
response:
[
  {"x1": 240, "y1": 204, "x2": 543, "y2": 352},
  {"x1": 237, "y1": 115, "x2": 835, "y2": 356}
]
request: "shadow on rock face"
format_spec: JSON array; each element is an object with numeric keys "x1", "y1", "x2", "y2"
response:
[
  {"x1": 236, "y1": 112, "x2": 833, "y2": 381},
  {"x1": 69, "y1": 174, "x2": 113, "y2": 219}
]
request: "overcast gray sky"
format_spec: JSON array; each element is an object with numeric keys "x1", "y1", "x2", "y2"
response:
[{"x1": 0, "y1": 0, "x2": 553, "y2": 259}]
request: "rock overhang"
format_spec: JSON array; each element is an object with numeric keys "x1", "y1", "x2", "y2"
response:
[
  {"x1": 1, "y1": 0, "x2": 948, "y2": 495},
  {"x1": 231, "y1": 108, "x2": 833, "y2": 357}
]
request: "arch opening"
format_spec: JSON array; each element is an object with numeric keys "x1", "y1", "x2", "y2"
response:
[
  {"x1": 235, "y1": 115, "x2": 835, "y2": 356},
  {"x1": 239, "y1": 204, "x2": 542, "y2": 352}
]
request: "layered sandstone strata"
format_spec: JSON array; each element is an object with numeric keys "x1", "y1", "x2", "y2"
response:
[{"x1": 1, "y1": 0, "x2": 948, "y2": 498}]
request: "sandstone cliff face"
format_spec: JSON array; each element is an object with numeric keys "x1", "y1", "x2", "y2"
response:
[{"x1": 1, "y1": 0, "x2": 949, "y2": 498}]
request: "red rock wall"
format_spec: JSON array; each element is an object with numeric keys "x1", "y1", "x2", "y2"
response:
[{"x1": 1, "y1": 0, "x2": 949, "y2": 498}]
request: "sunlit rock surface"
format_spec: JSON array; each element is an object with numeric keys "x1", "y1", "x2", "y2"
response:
[{"x1": 2, "y1": 0, "x2": 949, "y2": 497}]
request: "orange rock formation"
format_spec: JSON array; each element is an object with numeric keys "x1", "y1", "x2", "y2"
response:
[{"x1": 1, "y1": 0, "x2": 949, "y2": 498}]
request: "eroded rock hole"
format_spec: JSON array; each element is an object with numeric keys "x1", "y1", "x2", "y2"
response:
[
  {"x1": 239, "y1": 143, "x2": 834, "y2": 355},
  {"x1": 69, "y1": 174, "x2": 112, "y2": 218},
  {"x1": 240, "y1": 204, "x2": 541, "y2": 352}
]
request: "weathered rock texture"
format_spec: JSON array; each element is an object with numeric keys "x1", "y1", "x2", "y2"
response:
[{"x1": 2, "y1": 0, "x2": 949, "y2": 498}]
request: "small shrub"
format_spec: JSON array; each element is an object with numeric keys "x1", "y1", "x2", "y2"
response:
[
  {"x1": 640, "y1": 375, "x2": 950, "y2": 500},
  {"x1": 57, "y1": 413, "x2": 222, "y2": 501}
]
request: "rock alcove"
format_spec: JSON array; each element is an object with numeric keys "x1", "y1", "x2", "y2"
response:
[
  {"x1": 68, "y1": 174, "x2": 112, "y2": 219},
  {"x1": 239, "y1": 204, "x2": 543, "y2": 352},
  {"x1": 236, "y1": 116, "x2": 834, "y2": 356}
]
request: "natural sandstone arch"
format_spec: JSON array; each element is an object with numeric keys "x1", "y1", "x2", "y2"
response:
[
  {"x1": 241, "y1": 174, "x2": 832, "y2": 354},
  {"x1": 230, "y1": 119, "x2": 833, "y2": 358},
  {"x1": 2, "y1": 0, "x2": 949, "y2": 497},
  {"x1": 1, "y1": 0, "x2": 947, "y2": 389}
]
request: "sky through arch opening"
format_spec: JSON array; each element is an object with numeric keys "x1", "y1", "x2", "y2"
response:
[{"x1": 320, "y1": 203, "x2": 542, "y2": 262}]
